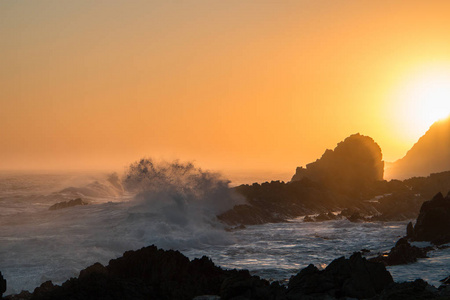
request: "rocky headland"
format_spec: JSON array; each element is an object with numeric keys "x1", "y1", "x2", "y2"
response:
[
  {"x1": 386, "y1": 117, "x2": 450, "y2": 180},
  {"x1": 219, "y1": 131, "x2": 450, "y2": 226}
]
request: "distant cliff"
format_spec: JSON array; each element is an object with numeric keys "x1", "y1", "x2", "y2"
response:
[
  {"x1": 291, "y1": 133, "x2": 384, "y2": 193},
  {"x1": 386, "y1": 117, "x2": 450, "y2": 179}
]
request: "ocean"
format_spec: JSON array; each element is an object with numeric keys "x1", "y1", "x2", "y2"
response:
[{"x1": 0, "y1": 171, "x2": 449, "y2": 295}]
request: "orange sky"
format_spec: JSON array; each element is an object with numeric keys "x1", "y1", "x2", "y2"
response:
[{"x1": 2, "y1": 1, "x2": 450, "y2": 181}]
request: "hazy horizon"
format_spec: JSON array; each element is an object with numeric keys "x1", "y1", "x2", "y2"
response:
[{"x1": 2, "y1": 1, "x2": 450, "y2": 180}]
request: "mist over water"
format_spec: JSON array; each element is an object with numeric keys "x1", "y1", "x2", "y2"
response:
[
  {"x1": 0, "y1": 161, "x2": 449, "y2": 295},
  {"x1": 0, "y1": 160, "x2": 244, "y2": 294}
]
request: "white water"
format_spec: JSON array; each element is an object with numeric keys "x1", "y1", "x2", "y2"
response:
[{"x1": 0, "y1": 172, "x2": 449, "y2": 295}]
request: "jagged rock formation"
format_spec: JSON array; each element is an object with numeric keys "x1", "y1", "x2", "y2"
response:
[
  {"x1": 49, "y1": 198, "x2": 88, "y2": 211},
  {"x1": 20, "y1": 245, "x2": 285, "y2": 300},
  {"x1": 5, "y1": 246, "x2": 450, "y2": 299},
  {"x1": 386, "y1": 116, "x2": 450, "y2": 179},
  {"x1": 291, "y1": 133, "x2": 384, "y2": 194},
  {"x1": 219, "y1": 169, "x2": 450, "y2": 226},
  {"x1": 218, "y1": 179, "x2": 350, "y2": 225},
  {"x1": 287, "y1": 252, "x2": 393, "y2": 299},
  {"x1": 408, "y1": 191, "x2": 450, "y2": 245}
]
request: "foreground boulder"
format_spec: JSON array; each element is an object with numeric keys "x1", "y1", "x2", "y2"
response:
[
  {"x1": 410, "y1": 192, "x2": 450, "y2": 244},
  {"x1": 49, "y1": 198, "x2": 88, "y2": 211},
  {"x1": 287, "y1": 252, "x2": 393, "y2": 299}
]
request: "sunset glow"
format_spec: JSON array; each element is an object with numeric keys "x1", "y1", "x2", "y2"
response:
[
  {"x1": 2, "y1": 1, "x2": 450, "y2": 180},
  {"x1": 391, "y1": 66, "x2": 450, "y2": 141},
  {"x1": 2, "y1": 2, "x2": 450, "y2": 297}
]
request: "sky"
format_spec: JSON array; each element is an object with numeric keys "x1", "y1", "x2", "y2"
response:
[{"x1": 2, "y1": 1, "x2": 450, "y2": 181}]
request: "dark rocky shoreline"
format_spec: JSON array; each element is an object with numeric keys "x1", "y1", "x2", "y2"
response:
[
  {"x1": 2, "y1": 246, "x2": 449, "y2": 300},
  {"x1": 3, "y1": 192, "x2": 450, "y2": 300}
]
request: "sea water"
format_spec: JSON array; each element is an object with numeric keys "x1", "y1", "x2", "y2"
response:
[{"x1": 0, "y1": 172, "x2": 449, "y2": 295}]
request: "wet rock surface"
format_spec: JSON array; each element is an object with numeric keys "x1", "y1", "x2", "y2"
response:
[{"x1": 370, "y1": 238, "x2": 431, "y2": 266}]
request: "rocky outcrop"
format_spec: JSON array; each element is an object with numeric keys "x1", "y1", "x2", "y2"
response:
[
  {"x1": 49, "y1": 198, "x2": 88, "y2": 211},
  {"x1": 386, "y1": 116, "x2": 450, "y2": 180},
  {"x1": 370, "y1": 238, "x2": 430, "y2": 266},
  {"x1": 218, "y1": 179, "x2": 348, "y2": 225},
  {"x1": 287, "y1": 252, "x2": 393, "y2": 299},
  {"x1": 291, "y1": 133, "x2": 384, "y2": 194},
  {"x1": 409, "y1": 192, "x2": 450, "y2": 244}
]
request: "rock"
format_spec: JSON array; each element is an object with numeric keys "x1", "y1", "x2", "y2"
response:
[
  {"x1": 412, "y1": 192, "x2": 450, "y2": 244},
  {"x1": 26, "y1": 245, "x2": 281, "y2": 300},
  {"x1": 370, "y1": 238, "x2": 430, "y2": 266},
  {"x1": 303, "y1": 213, "x2": 341, "y2": 222},
  {"x1": 225, "y1": 224, "x2": 246, "y2": 232},
  {"x1": 406, "y1": 221, "x2": 414, "y2": 238},
  {"x1": 287, "y1": 252, "x2": 393, "y2": 299},
  {"x1": 32, "y1": 281, "x2": 56, "y2": 298},
  {"x1": 360, "y1": 249, "x2": 371, "y2": 255},
  {"x1": 386, "y1": 116, "x2": 450, "y2": 180},
  {"x1": 0, "y1": 271, "x2": 6, "y2": 298},
  {"x1": 440, "y1": 275, "x2": 450, "y2": 285},
  {"x1": 291, "y1": 133, "x2": 384, "y2": 194},
  {"x1": 4, "y1": 290, "x2": 32, "y2": 300},
  {"x1": 192, "y1": 296, "x2": 220, "y2": 300},
  {"x1": 78, "y1": 262, "x2": 108, "y2": 279},
  {"x1": 303, "y1": 215, "x2": 314, "y2": 222},
  {"x1": 346, "y1": 212, "x2": 367, "y2": 222},
  {"x1": 375, "y1": 279, "x2": 439, "y2": 300},
  {"x1": 49, "y1": 198, "x2": 88, "y2": 211},
  {"x1": 220, "y1": 270, "x2": 285, "y2": 300}
]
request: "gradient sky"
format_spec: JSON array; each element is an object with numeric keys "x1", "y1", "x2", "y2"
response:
[{"x1": 2, "y1": 1, "x2": 450, "y2": 180}]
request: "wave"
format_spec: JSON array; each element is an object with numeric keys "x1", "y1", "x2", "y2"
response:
[{"x1": 0, "y1": 159, "x2": 245, "y2": 294}]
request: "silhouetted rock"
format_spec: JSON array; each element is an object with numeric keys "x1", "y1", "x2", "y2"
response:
[
  {"x1": 303, "y1": 215, "x2": 314, "y2": 222},
  {"x1": 291, "y1": 133, "x2": 384, "y2": 194},
  {"x1": 370, "y1": 192, "x2": 424, "y2": 221},
  {"x1": 32, "y1": 281, "x2": 56, "y2": 299},
  {"x1": 370, "y1": 238, "x2": 430, "y2": 266},
  {"x1": 386, "y1": 116, "x2": 450, "y2": 180},
  {"x1": 25, "y1": 245, "x2": 282, "y2": 300},
  {"x1": 218, "y1": 179, "x2": 347, "y2": 225},
  {"x1": 287, "y1": 252, "x2": 393, "y2": 299},
  {"x1": 220, "y1": 270, "x2": 285, "y2": 300},
  {"x1": 375, "y1": 279, "x2": 441, "y2": 300},
  {"x1": 49, "y1": 198, "x2": 88, "y2": 211},
  {"x1": 4, "y1": 290, "x2": 32, "y2": 300},
  {"x1": 411, "y1": 192, "x2": 450, "y2": 244},
  {"x1": 0, "y1": 272, "x2": 6, "y2": 298},
  {"x1": 406, "y1": 221, "x2": 414, "y2": 238},
  {"x1": 440, "y1": 275, "x2": 450, "y2": 285}
]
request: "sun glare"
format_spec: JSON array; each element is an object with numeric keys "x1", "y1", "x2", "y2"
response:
[{"x1": 393, "y1": 67, "x2": 450, "y2": 140}]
